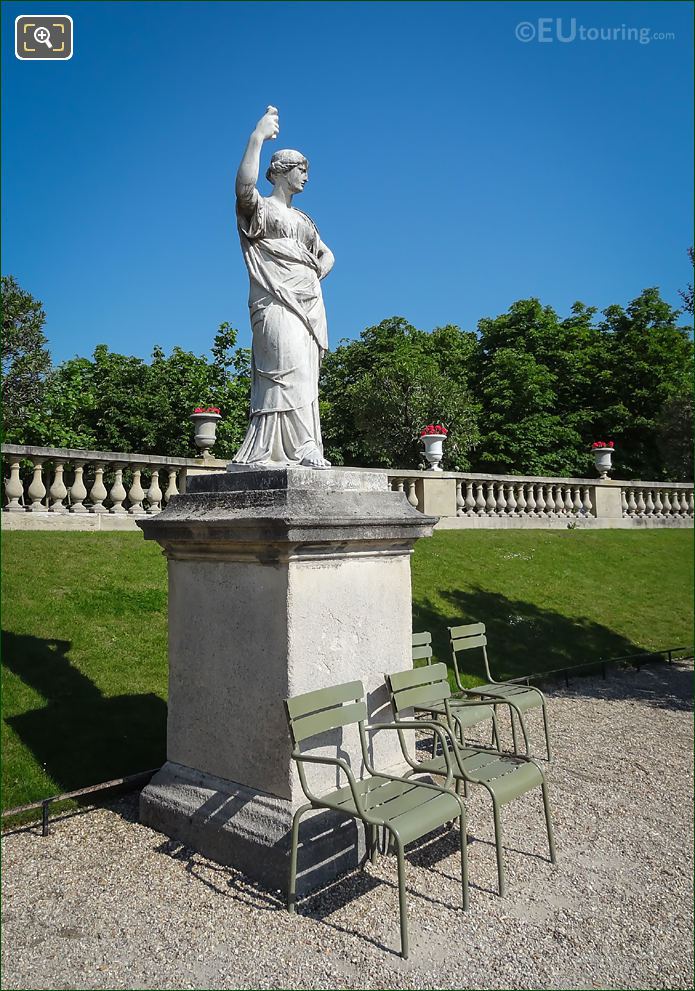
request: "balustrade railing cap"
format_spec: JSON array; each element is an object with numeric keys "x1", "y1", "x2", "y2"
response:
[{"x1": 1, "y1": 443, "x2": 226, "y2": 469}]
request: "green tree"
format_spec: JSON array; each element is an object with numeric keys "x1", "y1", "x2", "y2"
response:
[
  {"x1": 320, "y1": 317, "x2": 479, "y2": 469},
  {"x1": 1, "y1": 275, "x2": 52, "y2": 439},
  {"x1": 22, "y1": 324, "x2": 251, "y2": 458},
  {"x1": 599, "y1": 288, "x2": 693, "y2": 479},
  {"x1": 472, "y1": 299, "x2": 611, "y2": 475}
]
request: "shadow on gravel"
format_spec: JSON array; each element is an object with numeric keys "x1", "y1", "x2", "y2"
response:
[
  {"x1": 2, "y1": 631, "x2": 166, "y2": 802},
  {"x1": 413, "y1": 587, "x2": 692, "y2": 710}
]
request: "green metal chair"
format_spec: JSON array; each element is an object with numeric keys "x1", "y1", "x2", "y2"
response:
[
  {"x1": 413, "y1": 631, "x2": 500, "y2": 749},
  {"x1": 385, "y1": 662, "x2": 556, "y2": 897},
  {"x1": 284, "y1": 679, "x2": 469, "y2": 959},
  {"x1": 448, "y1": 623, "x2": 552, "y2": 760}
]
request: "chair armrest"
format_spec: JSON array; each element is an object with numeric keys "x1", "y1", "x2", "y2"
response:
[
  {"x1": 291, "y1": 750, "x2": 366, "y2": 816},
  {"x1": 451, "y1": 694, "x2": 532, "y2": 757},
  {"x1": 363, "y1": 721, "x2": 456, "y2": 791}
]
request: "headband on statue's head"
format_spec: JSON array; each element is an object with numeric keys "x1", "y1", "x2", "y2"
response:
[{"x1": 266, "y1": 149, "x2": 308, "y2": 183}]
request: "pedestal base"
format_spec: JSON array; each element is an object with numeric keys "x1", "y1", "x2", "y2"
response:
[{"x1": 140, "y1": 760, "x2": 365, "y2": 896}]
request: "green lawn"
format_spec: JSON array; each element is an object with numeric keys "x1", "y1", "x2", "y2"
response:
[{"x1": 2, "y1": 529, "x2": 693, "y2": 814}]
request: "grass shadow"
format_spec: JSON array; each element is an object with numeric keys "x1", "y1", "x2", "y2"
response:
[
  {"x1": 413, "y1": 586, "x2": 689, "y2": 708},
  {"x1": 2, "y1": 631, "x2": 166, "y2": 801}
]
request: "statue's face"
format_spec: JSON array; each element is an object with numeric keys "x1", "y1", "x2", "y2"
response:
[{"x1": 285, "y1": 162, "x2": 308, "y2": 194}]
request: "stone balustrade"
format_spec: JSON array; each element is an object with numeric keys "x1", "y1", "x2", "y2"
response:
[
  {"x1": 385, "y1": 470, "x2": 693, "y2": 529},
  {"x1": 2, "y1": 445, "x2": 692, "y2": 530},
  {"x1": 1, "y1": 445, "x2": 227, "y2": 529}
]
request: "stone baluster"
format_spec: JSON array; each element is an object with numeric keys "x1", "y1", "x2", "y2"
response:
[
  {"x1": 621, "y1": 488, "x2": 629, "y2": 517},
  {"x1": 495, "y1": 482, "x2": 507, "y2": 517},
  {"x1": 27, "y1": 460, "x2": 48, "y2": 512},
  {"x1": 474, "y1": 482, "x2": 485, "y2": 515},
  {"x1": 146, "y1": 469, "x2": 163, "y2": 514},
  {"x1": 516, "y1": 483, "x2": 527, "y2": 517},
  {"x1": 69, "y1": 463, "x2": 88, "y2": 513},
  {"x1": 392, "y1": 478, "x2": 404, "y2": 495},
  {"x1": 644, "y1": 490, "x2": 655, "y2": 516},
  {"x1": 525, "y1": 484, "x2": 536, "y2": 517},
  {"x1": 663, "y1": 490, "x2": 674, "y2": 517},
  {"x1": 109, "y1": 467, "x2": 127, "y2": 514},
  {"x1": 127, "y1": 465, "x2": 146, "y2": 516},
  {"x1": 505, "y1": 484, "x2": 517, "y2": 516},
  {"x1": 653, "y1": 489, "x2": 663, "y2": 517},
  {"x1": 688, "y1": 491, "x2": 694, "y2": 518},
  {"x1": 535, "y1": 484, "x2": 546, "y2": 518},
  {"x1": 89, "y1": 464, "x2": 108, "y2": 513},
  {"x1": 49, "y1": 463, "x2": 69, "y2": 513},
  {"x1": 455, "y1": 480, "x2": 465, "y2": 517},
  {"x1": 571, "y1": 487, "x2": 582, "y2": 516},
  {"x1": 556, "y1": 485, "x2": 566, "y2": 516},
  {"x1": 164, "y1": 469, "x2": 180, "y2": 504},
  {"x1": 626, "y1": 489, "x2": 637, "y2": 517},
  {"x1": 406, "y1": 479, "x2": 418, "y2": 509},
  {"x1": 464, "y1": 481, "x2": 476, "y2": 516},
  {"x1": 582, "y1": 488, "x2": 593, "y2": 516},
  {"x1": 679, "y1": 490, "x2": 689, "y2": 518},
  {"x1": 485, "y1": 482, "x2": 496, "y2": 516},
  {"x1": 545, "y1": 484, "x2": 556, "y2": 517},
  {"x1": 564, "y1": 487, "x2": 574, "y2": 516},
  {"x1": 4, "y1": 461, "x2": 25, "y2": 512},
  {"x1": 635, "y1": 489, "x2": 646, "y2": 516}
]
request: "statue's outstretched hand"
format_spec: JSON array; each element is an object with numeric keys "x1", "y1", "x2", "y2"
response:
[{"x1": 255, "y1": 106, "x2": 279, "y2": 142}]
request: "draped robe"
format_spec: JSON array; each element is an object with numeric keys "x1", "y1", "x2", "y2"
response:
[{"x1": 232, "y1": 191, "x2": 329, "y2": 466}]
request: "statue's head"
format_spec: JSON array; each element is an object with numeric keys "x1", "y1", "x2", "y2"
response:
[{"x1": 266, "y1": 149, "x2": 309, "y2": 194}]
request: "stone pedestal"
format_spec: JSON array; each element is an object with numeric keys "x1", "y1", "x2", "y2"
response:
[{"x1": 137, "y1": 468, "x2": 436, "y2": 893}]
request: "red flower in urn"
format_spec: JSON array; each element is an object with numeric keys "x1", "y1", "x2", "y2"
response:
[{"x1": 420, "y1": 424, "x2": 448, "y2": 437}]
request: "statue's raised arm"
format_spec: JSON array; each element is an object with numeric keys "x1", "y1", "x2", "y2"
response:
[
  {"x1": 230, "y1": 107, "x2": 333, "y2": 470},
  {"x1": 236, "y1": 106, "x2": 279, "y2": 216}
]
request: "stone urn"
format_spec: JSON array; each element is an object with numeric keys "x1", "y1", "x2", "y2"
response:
[
  {"x1": 190, "y1": 409, "x2": 222, "y2": 457},
  {"x1": 592, "y1": 444, "x2": 614, "y2": 480},
  {"x1": 420, "y1": 429, "x2": 447, "y2": 471}
]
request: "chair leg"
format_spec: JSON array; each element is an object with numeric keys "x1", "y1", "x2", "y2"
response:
[
  {"x1": 492, "y1": 798, "x2": 507, "y2": 897},
  {"x1": 370, "y1": 824, "x2": 379, "y2": 865},
  {"x1": 491, "y1": 710, "x2": 500, "y2": 750},
  {"x1": 542, "y1": 783, "x2": 557, "y2": 863},
  {"x1": 394, "y1": 833, "x2": 409, "y2": 959},
  {"x1": 542, "y1": 702, "x2": 553, "y2": 761},
  {"x1": 288, "y1": 803, "x2": 311, "y2": 913},
  {"x1": 510, "y1": 710, "x2": 518, "y2": 753},
  {"x1": 459, "y1": 812, "x2": 469, "y2": 911}
]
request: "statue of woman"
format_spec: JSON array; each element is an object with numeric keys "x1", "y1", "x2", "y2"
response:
[{"x1": 231, "y1": 106, "x2": 334, "y2": 469}]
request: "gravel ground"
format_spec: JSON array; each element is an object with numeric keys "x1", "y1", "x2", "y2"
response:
[{"x1": 2, "y1": 659, "x2": 693, "y2": 990}]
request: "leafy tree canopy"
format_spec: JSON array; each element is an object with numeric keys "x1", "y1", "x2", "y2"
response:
[
  {"x1": 20, "y1": 324, "x2": 251, "y2": 459},
  {"x1": 320, "y1": 317, "x2": 480, "y2": 469},
  {"x1": 2, "y1": 275, "x2": 52, "y2": 438}
]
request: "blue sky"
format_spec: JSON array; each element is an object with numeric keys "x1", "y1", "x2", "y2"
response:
[{"x1": 2, "y1": 0, "x2": 693, "y2": 365}]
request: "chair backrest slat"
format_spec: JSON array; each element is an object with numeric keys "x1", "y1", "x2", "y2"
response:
[
  {"x1": 290, "y1": 700, "x2": 367, "y2": 743},
  {"x1": 386, "y1": 662, "x2": 450, "y2": 714},
  {"x1": 450, "y1": 632, "x2": 487, "y2": 651},
  {"x1": 392, "y1": 680, "x2": 449, "y2": 713},
  {"x1": 388, "y1": 662, "x2": 448, "y2": 692},
  {"x1": 286, "y1": 680, "x2": 363, "y2": 719},
  {"x1": 412, "y1": 644, "x2": 433, "y2": 662},
  {"x1": 411, "y1": 631, "x2": 432, "y2": 647}
]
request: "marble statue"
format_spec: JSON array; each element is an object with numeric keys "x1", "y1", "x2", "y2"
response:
[{"x1": 231, "y1": 106, "x2": 335, "y2": 469}]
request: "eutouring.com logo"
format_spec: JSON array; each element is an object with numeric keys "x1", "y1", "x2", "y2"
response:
[{"x1": 515, "y1": 18, "x2": 675, "y2": 45}]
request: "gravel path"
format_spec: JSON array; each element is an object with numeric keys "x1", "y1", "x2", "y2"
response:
[{"x1": 2, "y1": 659, "x2": 693, "y2": 990}]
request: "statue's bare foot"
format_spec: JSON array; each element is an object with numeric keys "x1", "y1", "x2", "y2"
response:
[{"x1": 300, "y1": 450, "x2": 331, "y2": 469}]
